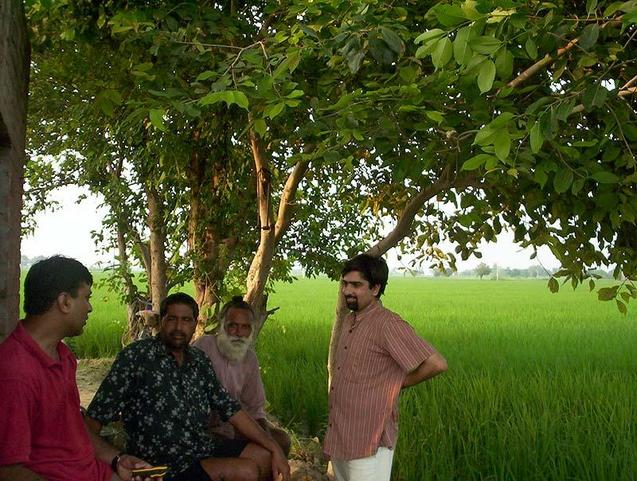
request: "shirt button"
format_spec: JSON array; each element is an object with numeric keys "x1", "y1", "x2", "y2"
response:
[
  {"x1": 349, "y1": 329, "x2": 353, "y2": 333},
  {"x1": 337, "y1": 366, "x2": 340, "y2": 370},
  {"x1": 344, "y1": 346, "x2": 347, "y2": 350}
]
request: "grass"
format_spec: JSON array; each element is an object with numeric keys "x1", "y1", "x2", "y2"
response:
[{"x1": 19, "y1": 275, "x2": 637, "y2": 480}]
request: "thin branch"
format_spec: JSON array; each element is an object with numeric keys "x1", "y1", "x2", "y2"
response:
[
  {"x1": 621, "y1": 74, "x2": 637, "y2": 90},
  {"x1": 507, "y1": 39, "x2": 578, "y2": 89}
]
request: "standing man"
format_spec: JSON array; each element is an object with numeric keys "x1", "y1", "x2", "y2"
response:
[
  {"x1": 0, "y1": 256, "x2": 156, "y2": 481},
  {"x1": 323, "y1": 255, "x2": 448, "y2": 481},
  {"x1": 86, "y1": 293, "x2": 290, "y2": 481},
  {"x1": 193, "y1": 296, "x2": 291, "y2": 456}
]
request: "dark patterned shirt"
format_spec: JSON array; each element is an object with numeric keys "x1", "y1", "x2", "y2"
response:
[{"x1": 87, "y1": 336, "x2": 240, "y2": 480}]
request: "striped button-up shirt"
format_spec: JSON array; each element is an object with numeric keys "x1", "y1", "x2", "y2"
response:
[{"x1": 323, "y1": 301, "x2": 437, "y2": 460}]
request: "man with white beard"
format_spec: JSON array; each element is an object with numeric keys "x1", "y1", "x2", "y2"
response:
[{"x1": 193, "y1": 296, "x2": 291, "y2": 456}]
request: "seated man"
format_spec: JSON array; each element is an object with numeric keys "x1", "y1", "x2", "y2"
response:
[
  {"x1": 193, "y1": 297, "x2": 291, "y2": 456},
  {"x1": 86, "y1": 293, "x2": 289, "y2": 481},
  {"x1": 0, "y1": 256, "x2": 155, "y2": 481}
]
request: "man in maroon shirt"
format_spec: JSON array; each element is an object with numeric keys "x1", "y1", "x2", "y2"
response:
[
  {"x1": 0, "y1": 255, "x2": 157, "y2": 481},
  {"x1": 323, "y1": 254, "x2": 448, "y2": 481}
]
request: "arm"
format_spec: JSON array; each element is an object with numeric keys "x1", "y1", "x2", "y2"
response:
[
  {"x1": 0, "y1": 465, "x2": 43, "y2": 481},
  {"x1": 84, "y1": 416, "x2": 157, "y2": 481},
  {"x1": 402, "y1": 352, "x2": 448, "y2": 388},
  {"x1": 229, "y1": 410, "x2": 290, "y2": 481}
]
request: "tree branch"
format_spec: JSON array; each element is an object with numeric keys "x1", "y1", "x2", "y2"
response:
[
  {"x1": 249, "y1": 130, "x2": 273, "y2": 231},
  {"x1": 507, "y1": 39, "x2": 578, "y2": 89},
  {"x1": 273, "y1": 160, "x2": 309, "y2": 246}
]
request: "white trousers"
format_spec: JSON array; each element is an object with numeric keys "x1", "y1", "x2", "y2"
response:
[{"x1": 331, "y1": 447, "x2": 395, "y2": 481}]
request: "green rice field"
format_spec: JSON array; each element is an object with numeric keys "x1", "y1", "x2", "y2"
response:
[{"x1": 26, "y1": 276, "x2": 637, "y2": 480}]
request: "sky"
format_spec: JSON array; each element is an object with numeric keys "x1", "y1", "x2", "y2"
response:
[{"x1": 20, "y1": 186, "x2": 561, "y2": 272}]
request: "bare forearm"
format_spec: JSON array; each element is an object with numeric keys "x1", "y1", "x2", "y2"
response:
[
  {"x1": 403, "y1": 353, "x2": 448, "y2": 388},
  {"x1": 230, "y1": 411, "x2": 278, "y2": 453},
  {"x1": 84, "y1": 417, "x2": 118, "y2": 464},
  {"x1": 0, "y1": 465, "x2": 44, "y2": 481}
]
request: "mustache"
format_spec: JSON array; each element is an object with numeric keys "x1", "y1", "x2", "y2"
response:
[{"x1": 170, "y1": 331, "x2": 187, "y2": 337}]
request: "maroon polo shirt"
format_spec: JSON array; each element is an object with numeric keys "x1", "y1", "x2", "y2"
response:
[
  {"x1": 0, "y1": 323, "x2": 111, "y2": 481},
  {"x1": 323, "y1": 301, "x2": 437, "y2": 460}
]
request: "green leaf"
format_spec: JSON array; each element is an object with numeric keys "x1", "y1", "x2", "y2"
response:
[
  {"x1": 380, "y1": 27, "x2": 404, "y2": 54},
  {"x1": 530, "y1": 121, "x2": 544, "y2": 153},
  {"x1": 415, "y1": 29, "x2": 445, "y2": 44},
  {"x1": 592, "y1": 171, "x2": 620, "y2": 183},
  {"x1": 425, "y1": 111, "x2": 444, "y2": 123},
  {"x1": 232, "y1": 91, "x2": 249, "y2": 109},
  {"x1": 346, "y1": 50, "x2": 366, "y2": 74},
  {"x1": 495, "y1": 49, "x2": 514, "y2": 80},
  {"x1": 195, "y1": 70, "x2": 217, "y2": 82},
  {"x1": 553, "y1": 169, "x2": 574, "y2": 193},
  {"x1": 477, "y1": 60, "x2": 496, "y2": 93},
  {"x1": 462, "y1": 153, "x2": 495, "y2": 171},
  {"x1": 253, "y1": 118, "x2": 267, "y2": 137},
  {"x1": 474, "y1": 126, "x2": 497, "y2": 146},
  {"x1": 589, "y1": 279, "x2": 596, "y2": 291},
  {"x1": 431, "y1": 37, "x2": 453, "y2": 69},
  {"x1": 149, "y1": 109, "x2": 166, "y2": 131},
  {"x1": 453, "y1": 27, "x2": 472, "y2": 65},
  {"x1": 493, "y1": 130, "x2": 511, "y2": 161},
  {"x1": 598, "y1": 286, "x2": 619, "y2": 301},
  {"x1": 264, "y1": 102, "x2": 286, "y2": 119},
  {"x1": 431, "y1": 3, "x2": 467, "y2": 27},
  {"x1": 582, "y1": 84, "x2": 608, "y2": 110},
  {"x1": 616, "y1": 299, "x2": 628, "y2": 314},
  {"x1": 525, "y1": 38, "x2": 538, "y2": 59},
  {"x1": 548, "y1": 277, "x2": 559, "y2": 293},
  {"x1": 472, "y1": 36, "x2": 502, "y2": 55},
  {"x1": 273, "y1": 51, "x2": 301, "y2": 79},
  {"x1": 586, "y1": 0, "x2": 598, "y2": 14},
  {"x1": 579, "y1": 24, "x2": 600, "y2": 50}
]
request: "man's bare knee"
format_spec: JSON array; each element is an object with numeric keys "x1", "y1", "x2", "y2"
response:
[
  {"x1": 201, "y1": 457, "x2": 259, "y2": 481},
  {"x1": 240, "y1": 443, "x2": 272, "y2": 480}
]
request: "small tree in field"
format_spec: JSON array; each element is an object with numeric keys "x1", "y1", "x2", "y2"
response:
[{"x1": 475, "y1": 263, "x2": 492, "y2": 280}]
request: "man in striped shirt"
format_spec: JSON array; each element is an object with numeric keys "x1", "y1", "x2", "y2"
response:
[{"x1": 323, "y1": 254, "x2": 448, "y2": 481}]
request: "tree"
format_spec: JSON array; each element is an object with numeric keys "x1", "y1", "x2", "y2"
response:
[{"x1": 475, "y1": 262, "x2": 492, "y2": 279}]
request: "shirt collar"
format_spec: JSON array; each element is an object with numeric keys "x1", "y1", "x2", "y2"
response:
[
  {"x1": 349, "y1": 299, "x2": 383, "y2": 325},
  {"x1": 151, "y1": 334, "x2": 195, "y2": 364},
  {"x1": 13, "y1": 322, "x2": 70, "y2": 368}
]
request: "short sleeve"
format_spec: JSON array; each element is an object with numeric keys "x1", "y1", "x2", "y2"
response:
[
  {"x1": 0, "y1": 381, "x2": 36, "y2": 466},
  {"x1": 86, "y1": 347, "x2": 136, "y2": 424},
  {"x1": 383, "y1": 318, "x2": 437, "y2": 373}
]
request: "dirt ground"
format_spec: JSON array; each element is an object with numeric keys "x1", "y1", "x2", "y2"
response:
[{"x1": 76, "y1": 359, "x2": 329, "y2": 481}]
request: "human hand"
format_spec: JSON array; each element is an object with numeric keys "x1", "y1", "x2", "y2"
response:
[
  {"x1": 271, "y1": 448, "x2": 290, "y2": 481},
  {"x1": 116, "y1": 454, "x2": 164, "y2": 481}
]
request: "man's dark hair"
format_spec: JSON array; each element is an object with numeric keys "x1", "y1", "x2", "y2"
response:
[
  {"x1": 23, "y1": 255, "x2": 93, "y2": 316},
  {"x1": 341, "y1": 254, "x2": 389, "y2": 297},
  {"x1": 160, "y1": 292, "x2": 199, "y2": 320},
  {"x1": 219, "y1": 295, "x2": 255, "y2": 325}
]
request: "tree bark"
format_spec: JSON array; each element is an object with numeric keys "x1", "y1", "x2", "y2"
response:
[
  {"x1": 0, "y1": 0, "x2": 29, "y2": 339},
  {"x1": 145, "y1": 183, "x2": 167, "y2": 311}
]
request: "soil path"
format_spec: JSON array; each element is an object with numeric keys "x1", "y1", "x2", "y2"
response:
[{"x1": 76, "y1": 359, "x2": 329, "y2": 481}]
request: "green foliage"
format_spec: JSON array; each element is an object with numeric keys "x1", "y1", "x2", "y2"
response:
[{"x1": 23, "y1": 0, "x2": 637, "y2": 313}]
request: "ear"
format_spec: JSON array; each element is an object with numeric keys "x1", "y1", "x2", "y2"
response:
[
  {"x1": 370, "y1": 283, "x2": 381, "y2": 297},
  {"x1": 56, "y1": 292, "x2": 73, "y2": 314}
]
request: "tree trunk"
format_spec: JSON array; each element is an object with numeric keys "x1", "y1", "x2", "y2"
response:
[
  {"x1": 244, "y1": 131, "x2": 309, "y2": 333},
  {"x1": 145, "y1": 183, "x2": 167, "y2": 311},
  {"x1": 0, "y1": 0, "x2": 29, "y2": 339}
]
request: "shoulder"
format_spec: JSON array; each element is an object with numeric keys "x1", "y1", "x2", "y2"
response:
[
  {"x1": 192, "y1": 335, "x2": 216, "y2": 355},
  {"x1": 0, "y1": 335, "x2": 33, "y2": 381},
  {"x1": 116, "y1": 337, "x2": 158, "y2": 363}
]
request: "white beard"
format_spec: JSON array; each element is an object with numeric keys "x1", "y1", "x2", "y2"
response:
[{"x1": 216, "y1": 328, "x2": 253, "y2": 362}]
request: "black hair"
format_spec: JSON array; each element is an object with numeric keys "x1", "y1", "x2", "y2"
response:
[
  {"x1": 23, "y1": 255, "x2": 93, "y2": 316},
  {"x1": 341, "y1": 254, "x2": 389, "y2": 297},
  {"x1": 160, "y1": 292, "x2": 199, "y2": 320},
  {"x1": 219, "y1": 295, "x2": 255, "y2": 324}
]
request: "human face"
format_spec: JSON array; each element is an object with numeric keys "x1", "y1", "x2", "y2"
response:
[
  {"x1": 217, "y1": 307, "x2": 254, "y2": 362},
  {"x1": 159, "y1": 303, "x2": 197, "y2": 352},
  {"x1": 340, "y1": 271, "x2": 380, "y2": 312},
  {"x1": 65, "y1": 282, "x2": 93, "y2": 336}
]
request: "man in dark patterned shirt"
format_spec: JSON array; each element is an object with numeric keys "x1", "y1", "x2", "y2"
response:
[{"x1": 86, "y1": 293, "x2": 289, "y2": 481}]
